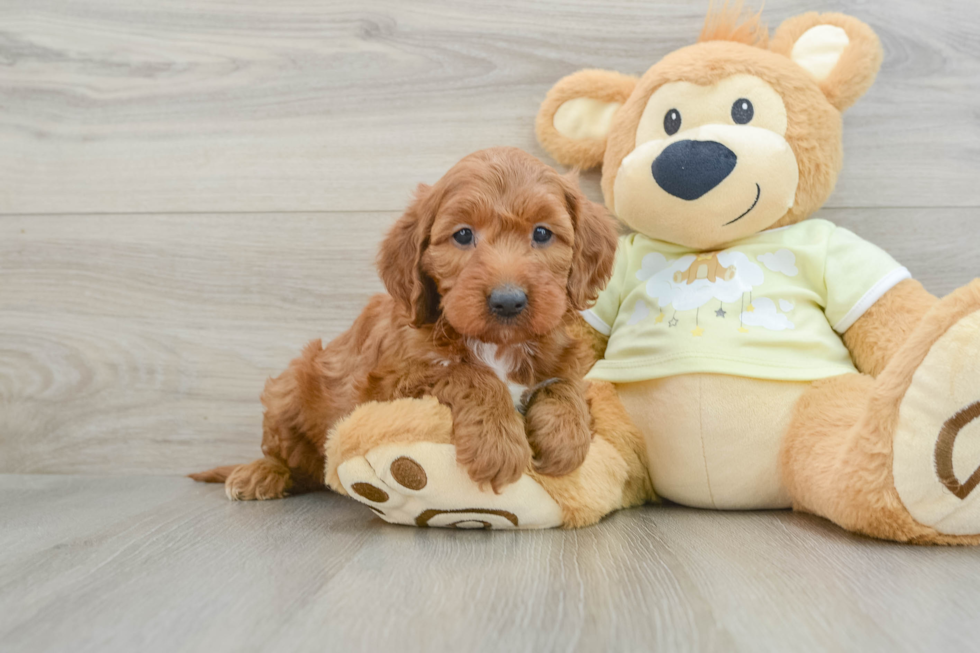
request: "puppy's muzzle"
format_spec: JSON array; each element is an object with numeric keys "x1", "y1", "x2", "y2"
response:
[{"x1": 487, "y1": 285, "x2": 527, "y2": 319}]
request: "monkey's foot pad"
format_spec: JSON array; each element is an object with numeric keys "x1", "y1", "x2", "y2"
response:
[
  {"x1": 894, "y1": 309, "x2": 980, "y2": 536},
  {"x1": 336, "y1": 442, "x2": 563, "y2": 529}
]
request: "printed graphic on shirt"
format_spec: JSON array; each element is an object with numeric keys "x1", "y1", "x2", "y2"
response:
[
  {"x1": 626, "y1": 299, "x2": 651, "y2": 325},
  {"x1": 758, "y1": 249, "x2": 799, "y2": 276},
  {"x1": 631, "y1": 248, "x2": 798, "y2": 335},
  {"x1": 741, "y1": 297, "x2": 794, "y2": 331},
  {"x1": 583, "y1": 221, "x2": 911, "y2": 383}
]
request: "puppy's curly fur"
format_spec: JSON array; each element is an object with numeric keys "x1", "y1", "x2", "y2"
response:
[{"x1": 191, "y1": 147, "x2": 618, "y2": 498}]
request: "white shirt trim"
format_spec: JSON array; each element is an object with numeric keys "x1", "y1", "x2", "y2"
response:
[
  {"x1": 580, "y1": 308, "x2": 612, "y2": 336},
  {"x1": 832, "y1": 266, "x2": 912, "y2": 334}
]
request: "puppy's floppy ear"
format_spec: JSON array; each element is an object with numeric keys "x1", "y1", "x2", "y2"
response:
[
  {"x1": 770, "y1": 13, "x2": 882, "y2": 112},
  {"x1": 377, "y1": 183, "x2": 442, "y2": 327},
  {"x1": 536, "y1": 69, "x2": 638, "y2": 169},
  {"x1": 559, "y1": 173, "x2": 619, "y2": 311}
]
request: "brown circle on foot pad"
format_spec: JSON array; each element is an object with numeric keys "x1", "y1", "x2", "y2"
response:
[
  {"x1": 351, "y1": 482, "x2": 389, "y2": 503},
  {"x1": 449, "y1": 520, "x2": 492, "y2": 530},
  {"x1": 935, "y1": 400, "x2": 980, "y2": 499},
  {"x1": 390, "y1": 456, "x2": 427, "y2": 490},
  {"x1": 415, "y1": 508, "x2": 518, "y2": 528}
]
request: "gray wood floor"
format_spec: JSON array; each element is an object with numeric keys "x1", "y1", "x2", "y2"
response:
[
  {"x1": 2, "y1": 0, "x2": 980, "y2": 651},
  {"x1": 4, "y1": 475, "x2": 980, "y2": 653}
]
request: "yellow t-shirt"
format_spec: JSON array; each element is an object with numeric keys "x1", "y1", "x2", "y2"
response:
[{"x1": 583, "y1": 219, "x2": 910, "y2": 382}]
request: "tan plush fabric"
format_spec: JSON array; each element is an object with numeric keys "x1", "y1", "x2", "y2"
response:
[
  {"x1": 326, "y1": 8, "x2": 980, "y2": 542},
  {"x1": 599, "y1": 40, "x2": 844, "y2": 229},
  {"x1": 789, "y1": 24, "x2": 849, "y2": 81},
  {"x1": 530, "y1": 380, "x2": 655, "y2": 528},
  {"x1": 337, "y1": 440, "x2": 565, "y2": 530},
  {"x1": 894, "y1": 311, "x2": 980, "y2": 535},
  {"x1": 612, "y1": 120, "x2": 800, "y2": 247},
  {"x1": 327, "y1": 390, "x2": 655, "y2": 529},
  {"x1": 617, "y1": 375, "x2": 803, "y2": 509},
  {"x1": 329, "y1": 283, "x2": 980, "y2": 540},
  {"x1": 553, "y1": 98, "x2": 623, "y2": 141},
  {"x1": 769, "y1": 12, "x2": 883, "y2": 112},
  {"x1": 781, "y1": 281, "x2": 980, "y2": 545},
  {"x1": 528, "y1": 6, "x2": 980, "y2": 543},
  {"x1": 698, "y1": 1, "x2": 769, "y2": 48},
  {"x1": 535, "y1": 69, "x2": 638, "y2": 169},
  {"x1": 535, "y1": 12, "x2": 883, "y2": 230},
  {"x1": 325, "y1": 396, "x2": 453, "y2": 493},
  {"x1": 843, "y1": 279, "x2": 938, "y2": 376}
]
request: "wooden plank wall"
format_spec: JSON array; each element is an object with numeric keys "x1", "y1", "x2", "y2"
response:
[{"x1": 1, "y1": 0, "x2": 978, "y2": 474}]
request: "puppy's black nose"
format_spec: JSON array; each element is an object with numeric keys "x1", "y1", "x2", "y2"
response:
[
  {"x1": 488, "y1": 286, "x2": 527, "y2": 319},
  {"x1": 651, "y1": 140, "x2": 737, "y2": 200}
]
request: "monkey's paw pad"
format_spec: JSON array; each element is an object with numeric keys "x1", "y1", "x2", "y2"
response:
[
  {"x1": 336, "y1": 442, "x2": 563, "y2": 529},
  {"x1": 894, "y1": 310, "x2": 980, "y2": 535}
]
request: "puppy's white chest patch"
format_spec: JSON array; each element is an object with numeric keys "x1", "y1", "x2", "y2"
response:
[{"x1": 467, "y1": 340, "x2": 528, "y2": 409}]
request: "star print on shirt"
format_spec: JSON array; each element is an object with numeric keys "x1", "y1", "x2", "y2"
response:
[
  {"x1": 715, "y1": 308, "x2": 726, "y2": 318},
  {"x1": 668, "y1": 317, "x2": 679, "y2": 327}
]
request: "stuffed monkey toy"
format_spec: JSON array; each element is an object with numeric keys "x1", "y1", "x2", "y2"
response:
[{"x1": 326, "y1": 6, "x2": 980, "y2": 543}]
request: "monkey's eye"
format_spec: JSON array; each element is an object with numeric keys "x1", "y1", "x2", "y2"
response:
[
  {"x1": 452, "y1": 228, "x2": 474, "y2": 246},
  {"x1": 731, "y1": 98, "x2": 754, "y2": 124},
  {"x1": 532, "y1": 226, "x2": 553, "y2": 244},
  {"x1": 663, "y1": 108, "x2": 682, "y2": 136}
]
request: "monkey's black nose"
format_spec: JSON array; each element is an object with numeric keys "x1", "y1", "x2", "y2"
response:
[
  {"x1": 488, "y1": 286, "x2": 527, "y2": 319},
  {"x1": 652, "y1": 140, "x2": 737, "y2": 200}
]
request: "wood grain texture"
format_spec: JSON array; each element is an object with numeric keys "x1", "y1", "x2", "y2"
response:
[
  {"x1": 2, "y1": 208, "x2": 978, "y2": 475},
  {"x1": 0, "y1": 0, "x2": 978, "y2": 214},
  {"x1": 3, "y1": 3, "x2": 980, "y2": 650},
  {"x1": 1, "y1": 474, "x2": 979, "y2": 653},
  {"x1": 0, "y1": 212, "x2": 390, "y2": 474}
]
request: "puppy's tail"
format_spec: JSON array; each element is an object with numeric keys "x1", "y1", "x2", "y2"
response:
[{"x1": 188, "y1": 465, "x2": 239, "y2": 484}]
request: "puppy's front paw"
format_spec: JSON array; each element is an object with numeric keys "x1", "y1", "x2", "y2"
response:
[
  {"x1": 524, "y1": 396, "x2": 592, "y2": 477},
  {"x1": 454, "y1": 417, "x2": 532, "y2": 493}
]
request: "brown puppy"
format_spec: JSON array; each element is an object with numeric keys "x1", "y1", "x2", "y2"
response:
[{"x1": 191, "y1": 147, "x2": 618, "y2": 499}]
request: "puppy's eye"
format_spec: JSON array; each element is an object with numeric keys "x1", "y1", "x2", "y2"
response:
[
  {"x1": 452, "y1": 228, "x2": 474, "y2": 246},
  {"x1": 663, "y1": 108, "x2": 682, "y2": 136},
  {"x1": 731, "y1": 98, "x2": 754, "y2": 124},
  {"x1": 532, "y1": 226, "x2": 553, "y2": 244}
]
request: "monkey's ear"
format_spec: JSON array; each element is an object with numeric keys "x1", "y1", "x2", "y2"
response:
[
  {"x1": 536, "y1": 69, "x2": 638, "y2": 169},
  {"x1": 770, "y1": 12, "x2": 882, "y2": 112}
]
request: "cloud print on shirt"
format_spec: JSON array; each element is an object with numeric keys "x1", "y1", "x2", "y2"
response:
[
  {"x1": 758, "y1": 249, "x2": 799, "y2": 276},
  {"x1": 643, "y1": 251, "x2": 764, "y2": 311},
  {"x1": 626, "y1": 299, "x2": 651, "y2": 325},
  {"x1": 742, "y1": 297, "x2": 795, "y2": 331},
  {"x1": 636, "y1": 252, "x2": 671, "y2": 281}
]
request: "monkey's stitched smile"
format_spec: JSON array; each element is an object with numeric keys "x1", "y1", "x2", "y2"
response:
[{"x1": 723, "y1": 183, "x2": 761, "y2": 226}]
